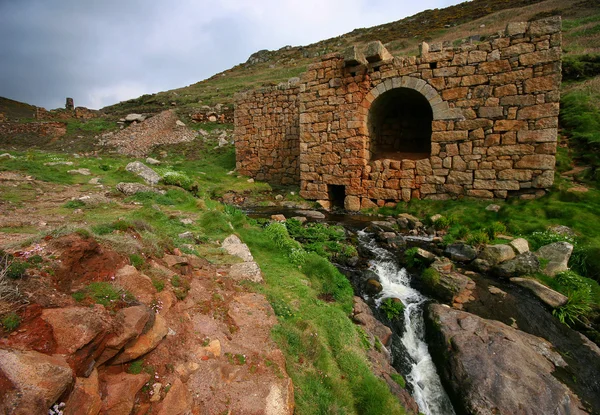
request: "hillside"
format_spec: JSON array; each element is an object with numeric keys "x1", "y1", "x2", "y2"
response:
[{"x1": 101, "y1": 0, "x2": 598, "y2": 117}]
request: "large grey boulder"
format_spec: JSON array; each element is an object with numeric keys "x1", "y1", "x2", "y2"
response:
[
  {"x1": 125, "y1": 161, "x2": 161, "y2": 185},
  {"x1": 478, "y1": 244, "x2": 515, "y2": 265},
  {"x1": 444, "y1": 243, "x2": 477, "y2": 262},
  {"x1": 427, "y1": 304, "x2": 588, "y2": 415},
  {"x1": 535, "y1": 242, "x2": 574, "y2": 276},
  {"x1": 493, "y1": 251, "x2": 540, "y2": 278},
  {"x1": 510, "y1": 278, "x2": 568, "y2": 308}
]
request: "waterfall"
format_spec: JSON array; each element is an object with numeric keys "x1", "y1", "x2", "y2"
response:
[{"x1": 358, "y1": 231, "x2": 455, "y2": 415}]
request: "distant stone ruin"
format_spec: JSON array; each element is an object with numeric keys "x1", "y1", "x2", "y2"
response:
[{"x1": 234, "y1": 17, "x2": 562, "y2": 210}]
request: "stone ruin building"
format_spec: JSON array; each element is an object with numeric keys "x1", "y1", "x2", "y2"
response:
[{"x1": 234, "y1": 17, "x2": 562, "y2": 211}]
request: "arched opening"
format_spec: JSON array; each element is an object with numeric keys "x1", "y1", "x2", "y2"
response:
[{"x1": 368, "y1": 87, "x2": 432, "y2": 161}]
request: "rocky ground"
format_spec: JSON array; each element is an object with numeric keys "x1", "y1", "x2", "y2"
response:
[{"x1": 0, "y1": 170, "x2": 297, "y2": 414}]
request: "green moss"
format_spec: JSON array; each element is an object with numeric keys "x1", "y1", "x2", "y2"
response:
[
  {"x1": 380, "y1": 298, "x2": 404, "y2": 321},
  {"x1": 390, "y1": 373, "x2": 406, "y2": 388},
  {"x1": 1, "y1": 312, "x2": 21, "y2": 331},
  {"x1": 422, "y1": 267, "x2": 440, "y2": 288}
]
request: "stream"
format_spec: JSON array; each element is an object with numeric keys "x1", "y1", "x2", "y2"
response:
[
  {"x1": 245, "y1": 206, "x2": 600, "y2": 414},
  {"x1": 357, "y1": 230, "x2": 455, "y2": 415}
]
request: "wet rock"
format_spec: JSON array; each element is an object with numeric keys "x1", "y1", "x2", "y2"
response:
[
  {"x1": 100, "y1": 371, "x2": 150, "y2": 415},
  {"x1": 488, "y1": 285, "x2": 507, "y2": 297},
  {"x1": 365, "y1": 278, "x2": 383, "y2": 295},
  {"x1": 510, "y1": 278, "x2": 568, "y2": 308},
  {"x1": 156, "y1": 378, "x2": 191, "y2": 415},
  {"x1": 427, "y1": 304, "x2": 587, "y2": 415},
  {"x1": 371, "y1": 221, "x2": 396, "y2": 232},
  {"x1": 229, "y1": 261, "x2": 263, "y2": 283},
  {"x1": 493, "y1": 251, "x2": 540, "y2": 278},
  {"x1": 478, "y1": 244, "x2": 515, "y2": 265},
  {"x1": 444, "y1": 243, "x2": 477, "y2": 262},
  {"x1": 125, "y1": 161, "x2": 161, "y2": 185},
  {"x1": 114, "y1": 265, "x2": 157, "y2": 304},
  {"x1": 296, "y1": 209, "x2": 325, "y2": 219},
  {"x1": 414, "y1": 248, "x2": 436, "y2": 264},
  {"x1": 535, "y1": 242, "x2": 573, "y2": 276},
  {"x1": 116, "y1": 182, "x2": 166, "y2": 196},
  {"x1": 397, "y1": 213, "x2": 420, "y2": 229},
  {"x1": 509, "y1": 237, "x2": 530, "y2": 254},
  {"x1": 64, "y1": 368, "x2": 102, "y2": 415},
  {"x1": 0, "y1": 349, "x2": 73, "y2": 415},
  {"x1": 424, "y1": 270, "x2": 472, "y2": 304},
  {"x1": 222, "y1": 234, "x2": 254, "y2": 262},
  {"x1": 352, "y1": 296, "x2": 392, "y2": 346},
  {"x1": 112, "y1": 314, "x2": 168, "y2": 364},
  {"x1": 470, "y1": 258, "x2": 491, "y2": 273}
]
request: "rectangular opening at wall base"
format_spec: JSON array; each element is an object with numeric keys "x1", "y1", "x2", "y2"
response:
[{"x1": 328, "y1": 185, "x2": 346, "y2": 209}]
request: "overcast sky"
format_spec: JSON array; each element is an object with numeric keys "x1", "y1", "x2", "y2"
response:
[{"x1": 0, "y1": 0, "x2": 464, "y2": 110}]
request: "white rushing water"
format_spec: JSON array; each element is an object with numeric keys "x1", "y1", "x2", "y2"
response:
[{"x1": 358, "y1": 231, "x2": 455, "y2": 415}]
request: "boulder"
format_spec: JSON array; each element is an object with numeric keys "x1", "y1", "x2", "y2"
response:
[
  {"x1": 100, "y1": 371, "x2": 150, "y2": 415},
  {"x1": 41, "y1": 305, "x2": 112, "y2": 375},
  {"x1": 509, "y1": 237, "x2": 530, "y2": 254},
  {"x1": 510, "y1": 278, "x2": 568, "y2": 308},
  {"x1": 114, "y1": 265, "x2": 157, "y2": 305},
  {"x1": 427, "y1": 304, "x2": 587, "y2": 415},
  {"x1": 116, "y1": 182, "x2": 166, "y2": 196},
  {"x1": 478, "y1": 244, "x2": 515, "y2": 265},
  {"x1": 271, "y1": 214, "x2": 286, "y2": 222},
  {"x1": 64, "y1": 368, "x2": 102, "y2": 415},
  {"x1": 124, "y1": 113, "x2": 145, "y2": 122},
  {"x1": 397, "y1": 213, "x2": 421, "y2": 229},
  {"x1": 535, "y1": 242, "x2": 573, "y2": 276},
  {"x1": 424, "y1": 271, "x2": 472, "y2": 303},
  {"x1": 97, "y1": 305, "x2": 152, "y2": 365},
  {"x1": 296, "y1": 209, "x2": 326, "y2": 219},
  {"x1": 125, "y1": 161, "x2": 161, "y2": 185},
  {"x1": 365, "y1": 278, "x2": 383, "y2": 295},
  {"x1": 414, "y1": 248, "x2": 436, "y2": 263},
  {"x1": 0, "y1": 349, "x2": 73, "y2": 415},
  {"x1": 229, "y1": 261, "x2": 263, "y2": 283},
  {"x1": 156, "y1": 378, "x2": 192, "y2": 415},
  {"x1": 493, "y1": 251, "x2": 540, "y2": 278},
  {"x1": 352, "y1": 297, "x2": 392, "y2": 346},
  {"x1": 548, "y1": 225, "x2": 577, "y2": 238},
  {"x1": 222, "y1": 234, "x2": 254, "y2": 262},
  {"x1": 444, "y1": 243, "x2": 477, "y2": 262},
  {"x1": 112, "y1": 314, "x2": 168, "y2": 364}
]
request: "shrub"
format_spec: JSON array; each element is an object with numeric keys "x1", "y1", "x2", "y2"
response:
[
  {"x1": 63, "y1": 200, "x2": 85, "y2": 209},
  {"x1": 404, "y1": 247, "x2": 423, "y2": 269},
  {"x1": 162, "y1": 171, "x2": 194, "y2": 191},
  {"x1": 466, "y1": 230, "x2": 490, "y2": 247},
  {"x1": 1, "y1": 312, "x2": 21, "y2": 331},
  {"x1": 379, "y1": 298, "x2": 404, "y2": 320},
  {"x1": 553, "y1": 289, "x2": 593, "y2": 327},
  {"x1": 129, "y1": 254, "x2": 144, "y2": 270},
  {"x1": 486, "y1": 221, "x2": 507, "y2": 240},
  {"x1": 432, "y1": 216, "x2": 452, "y2": 231},
  {"x1": 127, "y1": 360, "x2": 144, "y2": 374},
  {"x1": 6, "y1": 261, "x2": 27, "y2": 279}
]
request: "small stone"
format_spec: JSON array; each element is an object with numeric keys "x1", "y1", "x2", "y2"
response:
[
  {"x1": 125, "y1": 161, "x2": 161, "y2": 185},
  {"x1": 180, "y1": 218, "x2": 194, "y2": 225},
  {"x1": 247, "y1": 178, "x2": 254, "y2": 183},
  {"x1": 178, "y1": 231, "x2": 194, "y2": 240},
  {"x1": 68, "y1": 168, "x2": 92, "y2": 176},
  {"x1": 275, "y1": 194, "x2": 284, "y2": 201},
  {"x1": 485, "y1": 204, "x2": 501, "y2": 212},
  {"x1": 510, "y1": 278, "x2": 568, "y2": 308},
  {"x1": 509, "y1": 238, "x2": 530, "y2": 255},
  {"x1": 0, "y1": 153, "x2": 16, "y2": 159},
  {"x1": 271, "y1": 214, "x2": 286, "y2": 222},
  {"x1": 175, "y1": 120, "x2": 186, "y2": 127},
  {"x1": 145, "y1": 157, "x2": 161, "y2": 165},
  {"x1": 488, "y1": 285, "x2": 507, "y2": 297},
  {"x1": 150, "y1": 383, "x2": 163, "y2": 402}
]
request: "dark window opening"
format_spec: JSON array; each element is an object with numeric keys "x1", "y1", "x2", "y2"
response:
[
  {"x1": 328, "y1": 185, "x2": 346, "y2": 209},
  {"x1": 368, "y1": 87, "x2": 433, "y2": 161},
  {"x1": 430, "y1": 62, "x2": 437, "y2": 69}
]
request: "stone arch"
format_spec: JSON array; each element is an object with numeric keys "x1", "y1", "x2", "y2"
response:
[{"x1": 362, "y1": 76, "x2": 461, "y2": 161}]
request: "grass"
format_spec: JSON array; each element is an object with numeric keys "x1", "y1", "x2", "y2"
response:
[
  {"x1": 1, "y1": 312, "x2": 21, "y2": 331},
  {"x1": 72, "y1": 282, "x2": 136, "y2": 309},
  {"x1": 379, "y1": 298, "x2": 404, "y2": 321}
]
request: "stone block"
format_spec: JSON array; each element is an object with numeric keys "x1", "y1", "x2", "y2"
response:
[
  {"x1": 364, "y1": 41, "x2": 393, "y2": 63},
  {"x1": 514, "y1": 155, "x2": 555, "y2": 170},
  {"x1": 517, "y1": 128, "x2": 557, "y2": 143},
  {"x1": 528, "y1": 17, "x2": 562, "y2": 36}
]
